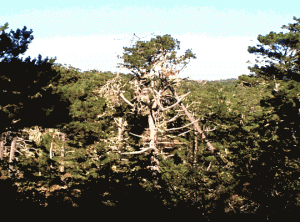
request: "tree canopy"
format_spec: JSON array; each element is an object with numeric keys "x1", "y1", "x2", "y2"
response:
[{"x1": 1, "y1": 18, "x2": 300, "y2": 220}]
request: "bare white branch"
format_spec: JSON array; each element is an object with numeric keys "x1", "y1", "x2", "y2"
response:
[
  {"x1": 165, "y1": 155, "x2": 174, "y2": 158},
  {"x1": 119, "y1": 93, "x2": 134, "y2": 107},
  {"x1": 166, "y1": 119, "x2": 199, "y2": 131},
  {"x1": 121, "y1": 147, "x2": 154, "y2": 155},
  {"x1": 228, "y1": 203, "x2": 237, "y2": 213},
  {"x1": 157, "y1": 141, "x2": 184, "y2": 144},
  {"x1": 173, "y1": 91, "x2": 215, "y2": 153},
  {"x1": 129, "y1": 132, "x2": 143, "y2": 138},
  {"x1": 177, "y1": 129, "x2": 193, "y2": 137},
  {"x1": 160, "y1": 92, "x2": 190, "y2": 111},
  {"x1": 207, "y1": 162, "x2": 212, "y2": 171},
  {"x1": 203, "y1": 126, "x2": 216, "y2": 132},
  {"x1": 165, "y1": 113, "x2": 184, "y2": 123}
]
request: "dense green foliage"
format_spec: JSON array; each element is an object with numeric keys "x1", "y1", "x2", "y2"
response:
[{"x1": 1, "y1": 18, "x2": 300, "y2": 220}]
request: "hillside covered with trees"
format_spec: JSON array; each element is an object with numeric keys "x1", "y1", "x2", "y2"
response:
[{"x1": 1, "y1": 17, "x2": 300, "y2": 221}]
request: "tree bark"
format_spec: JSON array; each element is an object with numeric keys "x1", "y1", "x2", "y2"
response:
[
  {"x1": 60, "y1": 133, "x2": 65, "y2": 173},
  {"x1": 9, "y1": 136, "x2": 17, "y2": 176},
  {"x1": 50, "y1": 140, "x2": 53, "y2": 169},
  {"x1": 0, "y1": 134, "x2": 3, "y2": 161},
  {"x1": 118, "y1": 117, "x2": 123, "y2": 142},
  {"x1": 148, "y1": 112, "x2": 160, "y2": 173}
]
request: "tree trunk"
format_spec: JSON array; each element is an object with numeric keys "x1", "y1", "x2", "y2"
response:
[
  {"x1": 148, "y1": 113, "x2": 160, "y2": 172},
  {"x1": 193, "y1": 129, "x2": 198, "y2": 168},
  {"x1": 9, "y1": 136, "x2": 17, "y2": 176},
  {"x1": 50, "y1": 140, "x2": 53, "y2": 169},
  {"x1": 117, "y1": 117, "x2": 124, "y2": 142},
  {"x1": 0, "y1": 134, "x2": 3, "y2": 161},
  {"x1": 60, "y1": 133, "x2": 65, "y2": 173}
]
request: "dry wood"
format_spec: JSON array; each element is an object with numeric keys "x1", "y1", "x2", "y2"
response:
[
  {"x1": 174, "y1": 91, "x2": 215, "y2": 153},
  {"x1": 60, "y1": 133, "x2": 65, "y2": 173},
  {"x1": 9, "y1": 136, "x2": 17, "y2": 176},
  {"x1": 121, "y1": 147, "x2": 153, "y2": 155},
  {"x1": 97, "y1": 45, "x2": 216, "y2": 179},
  {"x1": 0, "y1": 139, "x2": 3, "y2": 160}
]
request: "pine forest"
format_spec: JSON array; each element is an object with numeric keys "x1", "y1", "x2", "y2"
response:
[{"x1": 1, "y1": 17, "x2": 300, "y2": 221}]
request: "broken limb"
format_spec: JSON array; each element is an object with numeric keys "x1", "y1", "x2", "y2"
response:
[
  {"x1": 121, "y1": 147, "x2": 154, "y2": 155},
  {"x1": 129, "y1": 132, "x2": 143, "y2": 138},
  {"x1": 177, "y1": 129, "x2": 193, "y2": 137},
  {"x1": 119, "y1": 92, "x2": 134, "y2": 107},
  {"x1": 173, "y1": 91, "x2": 215, "y2": 153}
]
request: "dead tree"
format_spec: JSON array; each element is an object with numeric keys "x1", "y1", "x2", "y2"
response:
[{"x1": 95, "y1": 35, "x2": 216, "y2": 178}]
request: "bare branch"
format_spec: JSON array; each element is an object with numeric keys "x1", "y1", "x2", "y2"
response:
[
  {"x1": 228, "y1": 203, "x2": 237, "y2": 213},
  {"x1": 160, "y1": 92, "x2": 190, "y2": 111},
  {"x1": 173, "y1": 91, "x2": 215, "y2": 153},
  {"x1": 121, "y1": 147, "x2": 154, "y2": 155},
  {"x1": 119, "y1": 93, "x2": 134, "y2": 107},
  {"x1": 166, "y1": 119, "x2": 199, "y2": 131},
  {"x1": 129, "y1": 132, "x2": 143, "y2": 138},
  {"x1": 165, "y1": 154, "x2": 174, "y2": 158},
  {"x1": 97, "y1": 113, "x2": 107, "y2": 118},
  {"x1": 203, "y1": 126, "x2": 216, "y2": 132},
  {"x1": 177, "y1": 129, "x2": 193, "y2": 137},
  {"x1": 165, "y1": 113, "x2": 185, "y2": 123},
  {"x1": 207, "y1": 162, "x2": 212, "y2": 171},
  {"x1": 165, "y1": 135, "x2": 177, "y2": 139},
  {"x1": 157, "y1": 141, "x2": 184, "y2": 144},
  {"x1": 186, "y1": 101, "x2": 199, "y2": 109}
]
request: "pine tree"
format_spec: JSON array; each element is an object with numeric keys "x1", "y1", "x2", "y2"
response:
[
  {"x1": 96, "y1": 35, "x2": 197, "y2": 174},
  {"x1": 0, "y1": 22, "x2": 9, "y2": 32},
  {"x1": 239, "y1": 16, "x2": 300, "y2": 218},
  {"x1": 0, "y1": 25, "x2": 71, "y2": 186},
  {"x1": 94, "y1": 34, "x2": 240, "y2": 212}
]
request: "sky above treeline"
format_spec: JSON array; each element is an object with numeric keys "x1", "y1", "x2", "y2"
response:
[{"x1": 1, "y1": 1, "x2": 299, "y2": 80}]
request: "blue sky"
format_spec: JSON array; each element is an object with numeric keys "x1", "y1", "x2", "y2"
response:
[{"x1": 1, "y1": 1, "x2": 299, "y2": 80}]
